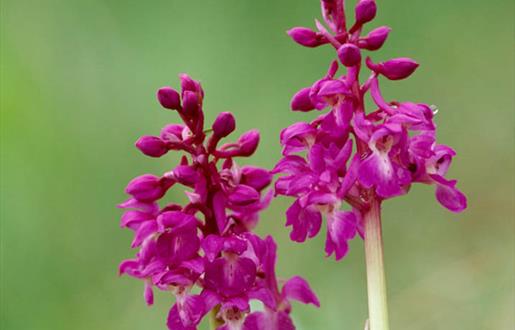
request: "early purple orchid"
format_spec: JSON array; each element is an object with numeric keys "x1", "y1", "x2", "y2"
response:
[
  {"x1": 276, "y1": 0, "x2": 467, "y2": 329},
  {"x1": 119, "y1": 74, "x2": 319, "y2": 330}
]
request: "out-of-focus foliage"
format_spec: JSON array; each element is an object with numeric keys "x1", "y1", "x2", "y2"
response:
[{"x1": 1, "y1": 0, "x2": 513, "y2": 329}]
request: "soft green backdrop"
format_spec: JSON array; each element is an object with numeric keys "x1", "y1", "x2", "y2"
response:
[{"x1": 1, "y1": 0, "x2": 514, "y2": 329}]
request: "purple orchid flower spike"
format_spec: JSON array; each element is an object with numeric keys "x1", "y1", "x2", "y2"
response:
[
  {"x1": 118, "y1": 74, "x2": 318, "y2": 330},
  {"x1": 278, "y1": 1, "x2": 467, "y2": 329}
]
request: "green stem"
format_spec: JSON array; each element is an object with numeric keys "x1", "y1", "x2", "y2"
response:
[
  {"x1": 363, "y1": 199, "x2": 390, "y2": 330},
  {"x1": 208, "y1": 305, "x2": 223, "y2": 330}
]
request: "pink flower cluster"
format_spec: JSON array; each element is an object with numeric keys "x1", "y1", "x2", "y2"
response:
[
  {"x1": 118, "y1": 74, "x2": 319, "y2": 330},
  {"x1": 275, "y1": 0, "x2": 467, "y2": 260}
]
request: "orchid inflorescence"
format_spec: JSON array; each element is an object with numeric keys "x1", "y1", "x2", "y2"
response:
[
  {"x1": 274, "y1": 0, "x2": 467, "y2": 261},
  {"x1": 118, "y1": 74, "x2": 319, "y2": 330}
]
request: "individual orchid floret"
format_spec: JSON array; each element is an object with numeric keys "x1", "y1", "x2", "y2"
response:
[
  {"x1": 119, "y1": 74, "x2": 318, "y2": 330},
  {"x1": 354, "y1": 0, "x2": 377, "y2": 26},
  {"x1": 135, "y1": 135, "x2": 169, "y2": 157},
  {"x1": 125, "y1": 174, "x2": 173, "y2": 202},
  {"x1": 357, "y1": 125, "x2": 411, "y2": 198},
  {"x1": 290, "y1": 87, "x2": 316, "y2": 112},
  {"x1": 212, "y1": 112, "x2": 236, "y2": 138},
  {"x1": 236, "y1": 130, "x2": 260, "y2": 156},
  {"x1": 182, "y1": 90, "x2": 201, "y2": 117},
  {"x1": 215, "y1": 130, "x2": 260, "y2": 158},
  {"x1": 337, "y1": 43, "x2": 361, "y2": 67},
  {"x1": 366, "y1": 57, "x2": 419, "y2": 81},
  {"x1": 320, "y1": 0, "x2": 346, "y2": 33},
  {"x1": 287, "y1": 27, "x2": 328, "y2": 48},
  {"x1": 325, "y1": 210, "x2": 359, "y2": 261},
  {"x1": 157, "y1": 86, "x2": 181, "y2": 110},
  {"x1": 278, "y1": 1, "x2": 467, "y2": 328},
  {"x1": 358, "y1": 26, "x2": 391, "y2": 50}
]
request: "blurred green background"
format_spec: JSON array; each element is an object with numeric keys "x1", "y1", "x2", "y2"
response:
[{"x1": 1, "y1": 0, "x2": 514, "y2": 329}]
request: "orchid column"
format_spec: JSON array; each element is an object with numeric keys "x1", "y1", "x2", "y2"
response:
[{"x1": 274, "y1": 1, "x2": 467, "y2": 329}]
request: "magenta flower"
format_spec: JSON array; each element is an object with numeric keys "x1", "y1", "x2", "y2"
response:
[
  {"x1": 118, "y1": 74, "x2": 318, "y2": 330},
  {"x1": 277, "y1": 1, "x2": 467, "y2": 328}
]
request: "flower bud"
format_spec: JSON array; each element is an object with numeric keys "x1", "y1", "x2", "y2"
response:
[
  {"x1": 120, "y1": 210, "x2": 154, "y2": 229},
  {"x1": 212, "y1": 112, "x2": 236, "y2": 138},
  {"x1": 241, "y1": 166, "x2": 272, "y2": 191},
  {"x1": 279, "y1": 122, "x2": 316, "y2": 151},
  {"x1": 125, "y1": 174, "x2": 165, "y2": 202},
  {"x1": 337, "y1": 43, "x2": 361, "y2": 67},
  {"x1": 181, "y1": 90, "x2": 199, "y2": 117},
  {"x1": 290, "y1": 87, "x2": 315, "y2": 112},
  {"x1": 317, "y1": 79, "x2": 348, "y2": 97},
  {"x1": 159, "y1": 124, "x2": 184, "y2": 142},
  {"x1": 321, "y1": 0, "x2": 344, "y2": 31},
  {"x1": 355, "y1": 0, "x2": 377, "y2": 25},
  {"x1": 157, "y1": 87, "x2": 181, "y2": 110},
  {"x1": 237, "y1": 130, "x2": 260, "y2": 156},
  {"x1": 287, "y1": 27, "x2": 326, "y2": 47},
  {"x1": 135, "y1": 135, "x2": 168, "y2": 157},
  {"x1": 359, "y1": 26, "x2": 391, "y2": 50},
  {"x1": 180, "y1": 73, "x2": 203, "y2": 97},
  {"x1": 228, "y1": 184, "x2": 260, "y2": 206},
  {"x1": 366, "y1": 57, "x2": 419, "y2": 80},
  {"x1": 157, "y1": 211, "x2": 196, "y2": 231},
  {"x1": 381, "y1": 58, "x2": 419, "y2": 80},
  {"x1": 170, "y1": 165, "x2": 199, "y2": 186}
]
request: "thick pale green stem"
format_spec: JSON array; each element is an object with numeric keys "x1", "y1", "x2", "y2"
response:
[{"x1": 363, "y1": 200, "x2": 390, "y2": 330}]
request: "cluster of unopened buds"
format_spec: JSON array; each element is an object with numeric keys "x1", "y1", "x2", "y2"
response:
[
  {"x1": 276, "y1": 0, "x2": 467, "y2": 259},
  {"x1": 119, "y1": 74, "x2": 319, "y2": 330}
]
